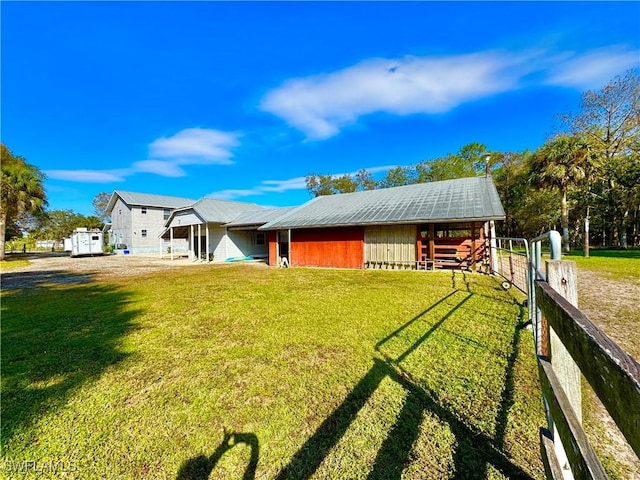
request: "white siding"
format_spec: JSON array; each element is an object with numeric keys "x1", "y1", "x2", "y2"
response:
[
  {"x1": 208, "y1": 225, "x2": 227, "y2": 261},
  {"x1": 227, "y1": 231, "x2": 268, "y2": 258},
  {"x1": 127, "y1": 206, "x2": 168, "y2": 253},
  {"x1": 168, "y1": 211, "x2": 202, "y2": 228},
  {"x1": 110, "y1": 198, "x2": 132, "y2": 248},
  {"x1": 109, "y1": 196, "x2": 188, "y2": 254}
]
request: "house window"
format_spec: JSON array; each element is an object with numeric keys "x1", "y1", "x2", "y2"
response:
[
  {"x1": 164, "y1": 208, "x2": 171, "y2": 220},
  {"x1": 255, "y1": 232, "x2": 266, "y2": 245},
  {"x1": 141, "y1": 229, "x2": 147, "y2": 237},
  {"x1": 141, "y1": 206, "x2": 147, "y2": 214}
]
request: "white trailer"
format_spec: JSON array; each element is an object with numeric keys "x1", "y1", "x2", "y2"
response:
[{"x1": 70, "y1": 228, "x2": 105, "y2": 257}]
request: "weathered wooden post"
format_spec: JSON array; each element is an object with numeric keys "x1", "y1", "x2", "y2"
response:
[{"x1": 546, "y1": 259, "x2": 582, "y2": 479}]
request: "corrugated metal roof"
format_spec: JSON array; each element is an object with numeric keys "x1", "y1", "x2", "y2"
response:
[
  {"x1": 224, "y1": 207, "x2": 295, "y2": 227},
  {"x1": 186, "y1": 198, "x2": 266, "y2": 224},
  {"x1": 107, "y1": 190, "x2": 195, "y2": 212},
  {"x1": 260, "y1": 176, "x2": 505, "y2": 230}
]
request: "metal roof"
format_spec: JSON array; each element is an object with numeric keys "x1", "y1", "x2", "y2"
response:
[
  {"x1": 224, "y1": 207, "x2": 295, "y2": 227},
  {"x1": 107, "y1": 190, "x2": 195, "y2": 212},
  {"x1": 176, "y1": 198, "x2": 266, "y2": 224},
  {"x1": 260, "y1": 176, "x2": 505, "y2": 230}
]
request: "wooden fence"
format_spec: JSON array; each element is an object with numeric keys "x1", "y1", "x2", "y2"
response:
[{"x1": 534, "y1": 259, "x2": 640, "y2": 479}]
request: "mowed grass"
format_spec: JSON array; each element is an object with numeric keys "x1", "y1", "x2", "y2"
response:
[
  {"x1": 565, "y1": 249, "x2": 640, "y2": 479},
  {"x1": 0, "y1": 256, "x2": 30, "y2": 271},
  {"x1": 567, "y1": 248, "x2": 640, "y2": 281},
  {"x1": 1, "y1": 265, "x2": 545, "y2": 479}
]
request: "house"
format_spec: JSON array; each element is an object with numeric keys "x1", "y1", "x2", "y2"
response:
[
  {"x1": 161, "y1": 198, "x2": 293, "y2": 261},
  {"x1": 259, "y1": 176, "x2": 505, "y2": 270},
  {"x1": 106, "y1": 191, "x2": 195, "y2": 254}
]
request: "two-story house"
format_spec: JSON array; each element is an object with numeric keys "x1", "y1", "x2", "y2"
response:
[{"x1": 106, "y1": 191, "x2": 195, "y2": 254}]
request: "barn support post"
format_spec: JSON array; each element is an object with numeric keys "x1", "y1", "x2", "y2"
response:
[
  {"x1": 471, "y1": 222, "x2": 477, "y2": 271},
  {"x1": 428, "y1": 224, "x2": 435, "y2": 261},
  {"x1": 170, "y1": 227, "x2": 174, "y2": 260},
  {"x1": 159, "y1": 238, "x2": 162, "y2": 258},
  {"x1": 288, "y1": 229, "x2": 292, "y2": 266},
  {"x1": 489, "y1": 221, "x2": 498, "y2": 273}
]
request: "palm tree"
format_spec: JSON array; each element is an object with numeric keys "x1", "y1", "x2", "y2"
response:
[
  {"x1": 531, "y1": 135, "x2": 587, "y2": 253},
  {"x1": 1, "y1": 144, "x2": 47, "y2": 260}
]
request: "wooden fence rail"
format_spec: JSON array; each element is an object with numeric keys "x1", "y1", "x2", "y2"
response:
[{"x1": 535, "y1": 267, "x2": 640, "y2": 479}]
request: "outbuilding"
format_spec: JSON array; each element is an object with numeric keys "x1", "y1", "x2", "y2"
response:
[
  {"x1": 161, "y1": 198, "x2": 292, "y2": 262},
  {"x1": 259, "y1": 176, "x2": 505, "y2": 271}
]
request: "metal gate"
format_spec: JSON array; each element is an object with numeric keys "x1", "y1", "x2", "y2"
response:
[
  {"x1": 490, "y1": 237, "x2": 530, "y2": 294},
  {"x1": 489, "y1": 233, "x2": 563, "y2": 354}
]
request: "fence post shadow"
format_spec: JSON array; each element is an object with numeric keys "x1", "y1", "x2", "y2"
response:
[{"x1": 176, "y1": 432, "x2": 259, "y2": 480}]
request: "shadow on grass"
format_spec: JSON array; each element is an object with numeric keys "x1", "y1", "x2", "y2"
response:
[
  {"x1": 176, "y1": 432, "x2": 259, "y2": 480},
  {"x1": 178, "y1": 277, "x2": 531, "y2": 479},
  {"x1": 1, "y1": 276, "x2": 139, "y2": 446},
  {"x1": 1, "y1": 269, "x2": 95, "y2": 289},
  {"x1": 273, "y1": 281, "x2": 532, "y2": 479}
]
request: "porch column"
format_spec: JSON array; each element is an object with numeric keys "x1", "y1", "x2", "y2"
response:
[
  {"x1": 190, "y1": 225, "x2": 194, "y2": 261},
  {"x1": 170, "y1": 227, "x2": 174, "y2": 260},
  {"x1": 197, "y1": 224, "x2": 202, "y2": 260},
  {"x1": 206, "y1": 224, "x2": 210, "y2": 262}
]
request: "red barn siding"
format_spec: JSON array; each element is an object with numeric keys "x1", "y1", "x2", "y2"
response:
[
  {"x1": 292, "y1": 227, "x2": 364, "y2": 269},
  {"x1": 268, "y1": 231, "x2": 278, "y2": 265}
]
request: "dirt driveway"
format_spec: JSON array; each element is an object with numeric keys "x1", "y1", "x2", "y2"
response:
[{"x1": 1, "y1": 252, "x2": 265, "y2": 290}]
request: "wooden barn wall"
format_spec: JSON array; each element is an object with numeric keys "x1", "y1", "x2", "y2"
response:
[
  {"x1": 292, "y1": 227, "x2": 364, "y2": 268},
  {"x1": 267, "y1": 231, "x2": 278, "y2": 265},
  {"x1": 364, "y1": 225, "x2": 417, "y2": 265}
]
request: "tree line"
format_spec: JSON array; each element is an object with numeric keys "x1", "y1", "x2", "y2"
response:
[
  {"x1": 1, "y1": 71, "x2": 638, "y2": 260},
  {"x1": 305, "y1": 70, "x2": 640, "y2": 254},
  {"x1": 0, "y1": 145, "x2": 110, "y2": 259}
]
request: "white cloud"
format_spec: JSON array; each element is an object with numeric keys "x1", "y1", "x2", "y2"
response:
[
  {"x1": 260, "y1": 46, "x2": 639, "y2": 139},
  {"x1": 45, "y1": 169, "x2": 126, "y2": 183},
  {"x1": 206, "y1": 166, "x2": 399, "y2": 200},
  {"x1": 207, "y1": 176, "x2": 307, "y2": 199},
  {"x1": 149, "y1": 128, "x2": 239, "y2": 164},
  {"x1": 132, "y1": 160, "x2": 186, "y2": 177},
  {"x1": 48, "y1": 127, "x2": 239, "y2": 184},
  {"x1": 207, "y1": 189, "x2": 265, "y2": 201},
  {"x1": 545, "y1": 46, "x2": 639, "y2": 90},
  {"x1": 258, "y1": 177, "x2": 308, "y2": 193},
  {"x1": 260, "y1": 51, "x2": 530, "y2": 140}
]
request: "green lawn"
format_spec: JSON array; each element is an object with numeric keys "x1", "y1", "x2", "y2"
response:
[
  {"x1": 564, "y1": 249, "x2": 640, "y2": 479},
  {"x1": 1, "y1": 266, "x2": 544, "y2": 479},
  {"x1": 0, "y1": 257, "x2": 30, "y2": 271},
  {"x1": 566, "y1": 248, "x2": 640, "y2": 281}
]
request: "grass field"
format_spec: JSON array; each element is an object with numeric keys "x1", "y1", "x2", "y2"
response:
[
  {"x1": 1, "y1": 265, "x2": 545, "y2": 479},
  {"x1": 0, "y1": 256, "x2": 31, "y2": 270},
  {"x1": 566, "y1": 248, "x2": 640, "y2": 281},
  {"x1": 565, "y1": 249, "x2": 640, "y2": 479}
]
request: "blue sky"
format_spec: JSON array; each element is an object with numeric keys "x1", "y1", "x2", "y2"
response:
[{"x1": 2, "y1": 1, "x2": 639, "y2": 216}]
